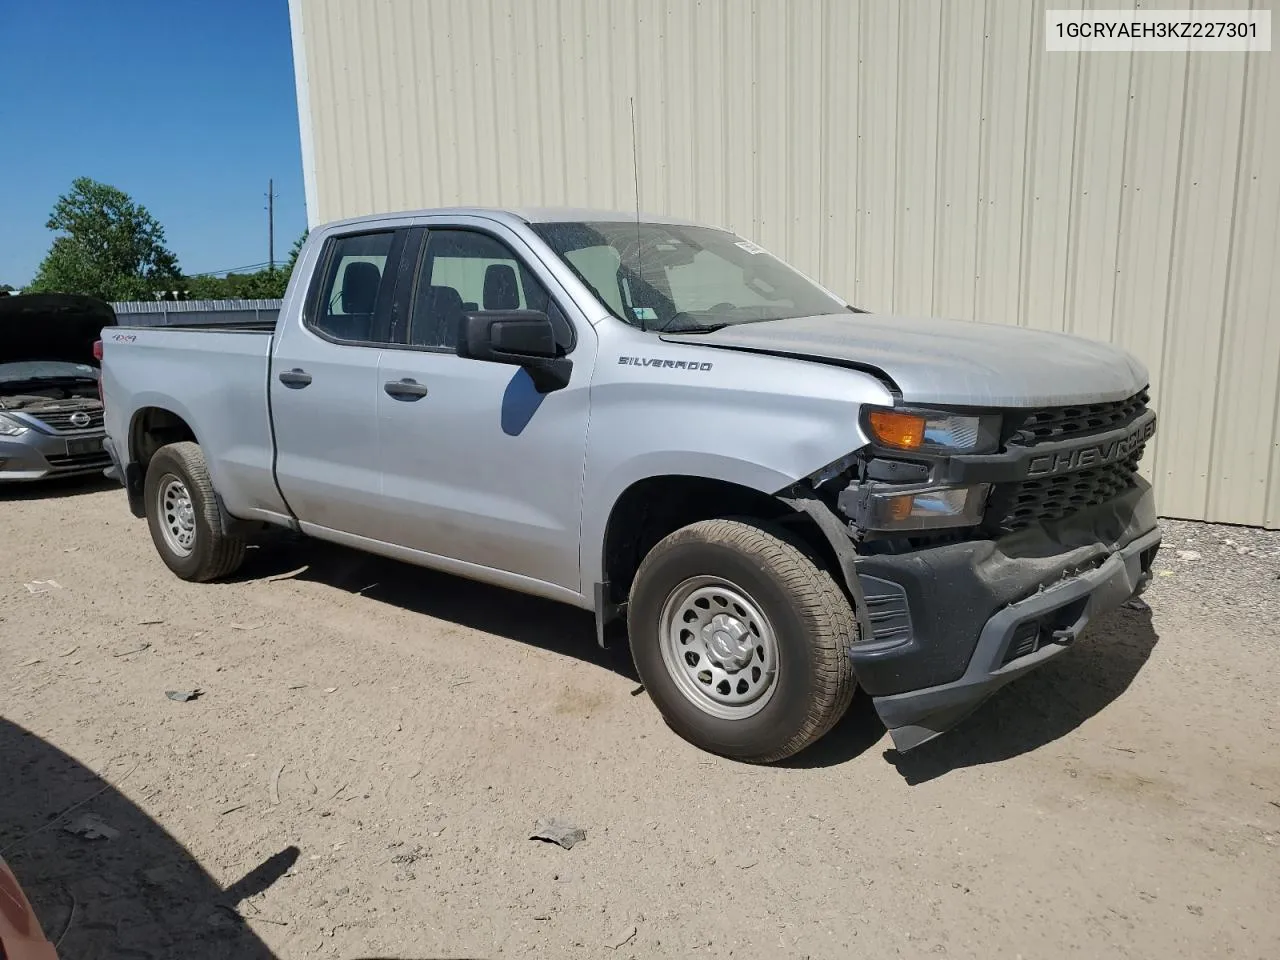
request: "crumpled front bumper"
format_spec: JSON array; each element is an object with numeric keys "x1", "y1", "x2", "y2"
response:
[{"x1": 849, "y1": 481, "x2": 1160, "y2": 751}]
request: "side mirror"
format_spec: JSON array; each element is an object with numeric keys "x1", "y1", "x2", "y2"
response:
[{"x1": 456, "y1": 310, "x2": 572, "y2": 393}]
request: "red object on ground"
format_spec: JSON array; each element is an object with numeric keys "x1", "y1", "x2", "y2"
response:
[{"x1": 0, "y1": 854, "x2": 58, "y2": 960}]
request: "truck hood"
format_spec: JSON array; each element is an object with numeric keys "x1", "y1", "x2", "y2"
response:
[
  {"x1": 0, "y1": 293, "x2": 117, "y2": 366},
  {"x1": 662, "y1": 313, "x2": 1148, "y2": 408}
]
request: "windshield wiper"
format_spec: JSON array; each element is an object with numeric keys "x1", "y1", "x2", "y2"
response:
[
  {"x1": 665, "y1": 314, "x2": 800, "y2": 334},
  {"x1": 659, "y1": 321, "x2": 733, "y2": 334}
]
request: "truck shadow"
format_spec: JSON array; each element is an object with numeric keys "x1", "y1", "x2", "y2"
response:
[
  {"x1": 774, "y1": 607, "x2": 1159, "y2": 774},
  {"x1": 234, "y1": 535, "x2": 640, "y2": 682},
  {"x1": 884, "y1": 607, "x2": 1160, "y2": 784},
  {"x1": 0, "y1": 718, "x2": 289, "y2": 959},
  {"x1": 235, "y1": 538, "x2": 1158, "y2": 780}
]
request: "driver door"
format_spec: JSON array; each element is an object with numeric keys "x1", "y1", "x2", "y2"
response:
[{"x1": 375, "y1": 222, "x2": 592, "y2": 595}]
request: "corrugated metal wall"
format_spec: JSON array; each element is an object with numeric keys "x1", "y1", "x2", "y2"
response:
[{"x1": 290, "y1": 0, "x2": 1280, "y2": 527}]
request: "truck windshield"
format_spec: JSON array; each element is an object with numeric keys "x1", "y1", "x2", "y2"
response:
[{"x1": 532, "y1": 221, "x2": 849, "y2": 332}]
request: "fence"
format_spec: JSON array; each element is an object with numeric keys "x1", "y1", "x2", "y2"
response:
[{"x1": 109, "y1": 299, "x2": 282, "y2": 327}]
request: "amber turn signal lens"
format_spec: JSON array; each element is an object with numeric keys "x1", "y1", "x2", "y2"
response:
[
  {"x1": 867, "y1": 410, "x2": 926, "y2": 450},
  {"x1": 886, "y1": 494, "x2": 914, "y2": 521}
]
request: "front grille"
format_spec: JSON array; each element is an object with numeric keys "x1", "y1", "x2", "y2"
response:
[
  {"x1": 1008, "y1": 389, "x2": 1149, "y2": 445},
  {"x1": 29, "y1": 408, "x2": 105, "y2": 433},
  {"x1": 989, "y1": 451, "x2": 1144, "y2": 534},
  {"x1": 987, "y1": 387, "x2": 1152, "y2": 534}
]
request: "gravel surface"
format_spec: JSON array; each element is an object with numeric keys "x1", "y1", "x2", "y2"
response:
[
  {"x1": 1154, "y1": 517, "x2": 1280, "y2": 621},
  {"x1": 1, "y1": 478, "x2": 1278, "y2": 960}
]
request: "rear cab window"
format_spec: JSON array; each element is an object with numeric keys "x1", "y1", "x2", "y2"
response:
[{"x1": 305, "y1": 231, "x2": 403, "y2": 344}]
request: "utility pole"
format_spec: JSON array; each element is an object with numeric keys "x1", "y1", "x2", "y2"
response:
[{"x1": 266, "y1": 178, "x2": 277, "y2": 272}]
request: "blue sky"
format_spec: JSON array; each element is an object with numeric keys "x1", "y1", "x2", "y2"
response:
[{"x1": 0, "y1": 0, "x2": 306, "y2": 286}]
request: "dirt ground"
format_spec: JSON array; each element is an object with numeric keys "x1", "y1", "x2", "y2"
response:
[{"x1": 2, "y1": 477, "x2": 1279, "y2": 960}]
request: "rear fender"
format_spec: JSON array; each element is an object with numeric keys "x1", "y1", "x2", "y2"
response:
[{"x1": 124, "y1": 395, "x2": 204, "y2": 515}]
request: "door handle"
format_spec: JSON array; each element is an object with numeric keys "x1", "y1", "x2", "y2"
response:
[
  {"x1": 383, "y1": 378, "x2": 429, "y2": 400},
  {"x1": 278, "y1": 368, "x2": 312, "y2": 388}
]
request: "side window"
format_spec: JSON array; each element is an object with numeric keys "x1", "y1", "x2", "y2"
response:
[
  {"x1": 407, "y1": 230, "x2": 572, "y2": 350},
  {"x1": 307, "y1": 231, "x2": 397, "y2": 343}
]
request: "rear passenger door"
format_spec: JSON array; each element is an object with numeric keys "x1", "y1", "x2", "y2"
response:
[
  {"x1": 376, "y1": 221, "x2": 593, "y2": 594},
  {"x1": 270, "y1": 227, "x2": 408, "y2": 541}
]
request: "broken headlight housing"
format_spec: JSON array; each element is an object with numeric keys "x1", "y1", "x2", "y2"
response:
[
  {"x1": 843, "y1": 483, "x2": 991, "y2": 534},
  {"x1": 841, "y1": 407, "x2": 1001, "y2": 535}
]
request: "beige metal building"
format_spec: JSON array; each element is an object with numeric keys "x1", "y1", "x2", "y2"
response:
[{"x1": 288, "y1": 0, "x2": 1279, "y2": 527}]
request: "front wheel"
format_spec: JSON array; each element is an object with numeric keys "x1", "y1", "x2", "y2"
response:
[
  {"x1": 628, "y1": 519, "x2": 858, "y2": 763},
  {"x1": 143, "y1": 441, "x2": 246, "y2": 582}
]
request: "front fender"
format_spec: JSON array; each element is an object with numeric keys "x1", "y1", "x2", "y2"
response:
[
  {"x1": 579, "y1": 329, "x2": 897, "y2": 595},
  {"x1": 580, "y1": 451, "x2": 799, "y2": 583}
]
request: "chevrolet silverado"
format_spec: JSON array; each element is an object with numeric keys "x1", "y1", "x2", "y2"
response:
[{"x1": 99, "y1": 208, "x2": 1160, "y2": 762}]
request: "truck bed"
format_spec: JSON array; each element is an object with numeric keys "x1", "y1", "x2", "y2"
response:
[{"x1": 100, "y1": 324, "x2": 287, "y2": 521}]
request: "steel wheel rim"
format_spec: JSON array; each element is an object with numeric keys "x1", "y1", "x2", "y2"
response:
[
  {"x1": 658, "y1": 575, "x2": 779, "y2": 720},
  {"x1": 158, "y1": 476, "x2": 196, "y2": 558}
]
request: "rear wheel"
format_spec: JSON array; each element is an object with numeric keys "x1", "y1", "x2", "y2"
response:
[
  {"x1": 143, "y1": 441, "x2": 246, "y2": 582},
  {"x1": 628, "y1": 518, "x2": 858, "y2": 763}
]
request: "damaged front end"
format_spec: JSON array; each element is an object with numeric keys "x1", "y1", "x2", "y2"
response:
[{"x1": 789, "y1": 389, "x2": 1161, "y2": 751}]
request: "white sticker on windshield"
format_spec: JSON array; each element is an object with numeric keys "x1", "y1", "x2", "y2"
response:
[
  {"x1": 735, "y1": 239, "x2": 766, "y2": 255},
  {"x1": 632, "y1": 306, "x2": 658, "y2": 321}
]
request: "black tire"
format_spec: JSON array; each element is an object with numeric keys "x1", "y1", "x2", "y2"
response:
[
  {"x1": 628, "y1": 518, "x2": 858, "y2": 763},
  {"x1": 143, "y1": 441, "x2": 246, "y2": 582}
]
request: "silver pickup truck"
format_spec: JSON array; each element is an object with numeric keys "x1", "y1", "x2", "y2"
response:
[{"x1": 100, "y1": 207, "x2": 1160, "y2": 763}]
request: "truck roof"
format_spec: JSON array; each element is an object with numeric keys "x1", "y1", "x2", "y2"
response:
[{"x1": 317, "y1": 206, "x2": 712, "y2": 232}]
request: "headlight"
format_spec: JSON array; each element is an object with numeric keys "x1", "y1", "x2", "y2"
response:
[
  {"x1": 841, "y1": 483, "x2": 991, "y2": 533},
  {"x1": 0, "y1": 414, "x2": 29, "y2": 437},
  {"x1": 864, "y1": 408, "x2": 1000, "y2": 454}
]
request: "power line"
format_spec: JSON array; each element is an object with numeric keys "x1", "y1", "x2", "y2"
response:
[{"x1": 183, "y1": 261, "x2": 274, "y2": 278}]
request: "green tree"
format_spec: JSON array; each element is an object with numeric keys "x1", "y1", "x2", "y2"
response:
[
  {"x1": 285, "y1": 229, "x2": 308, "y2": 272},
  {"x1": 179, "y1": 230, "x2": 306, "y2": 302},
  {"x1": 223, "y1": 269, "x2": 289, "y2": 299},
  {"x1": 181, "y1": 268, "x2": 288, "y2": 301},
  {"x1": 181, "y1": 274, "x2": 229, "y2": 300},
  {"x1": 28, "y1": 177, "x2": 181, "y2": 301}
]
